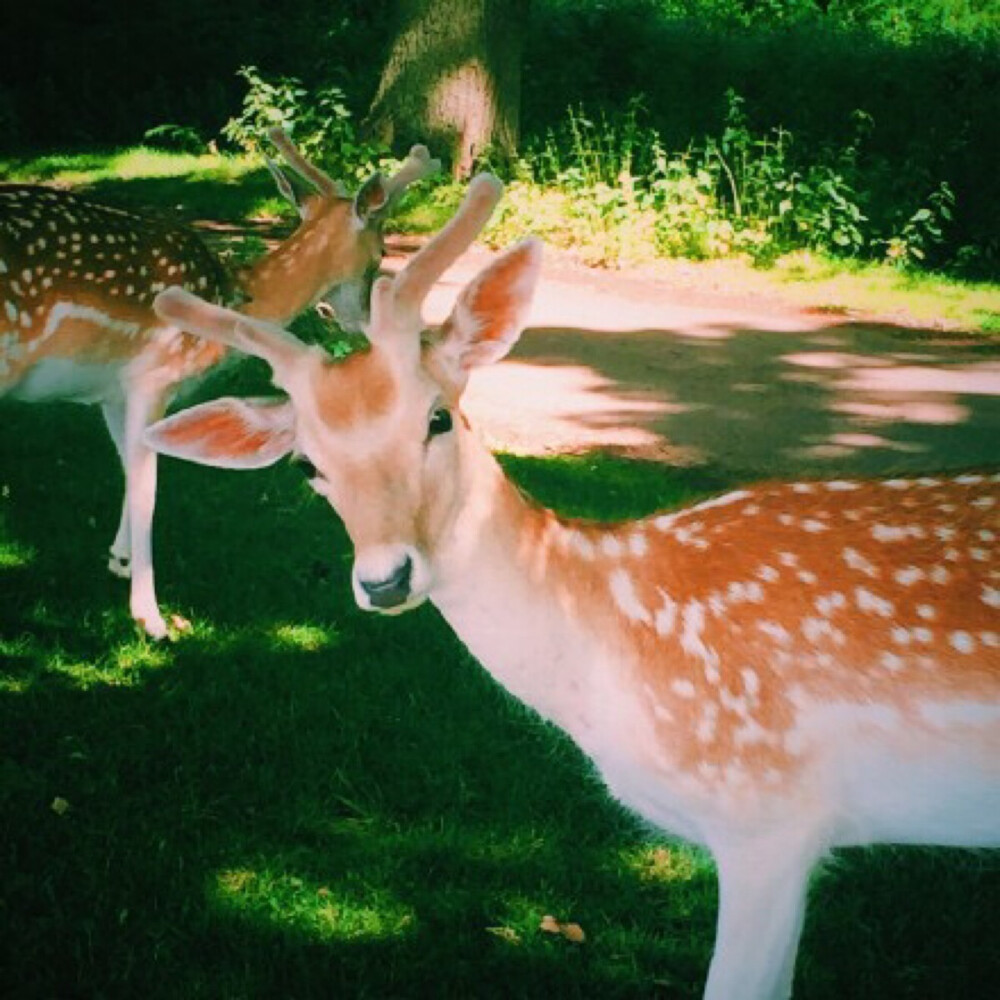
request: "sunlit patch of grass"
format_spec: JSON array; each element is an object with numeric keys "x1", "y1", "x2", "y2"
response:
[
  {"x1": 617, "y1": 843, "x2": 705, "y2": 885},
  {"x1": 0, "y1": 635, "x2": 41, "y2": 693},
  {"x1": 269, "y1": 622, "x2": 338, "y2": 652},
  {"x1": 1, "y1": 148, "x2": 258, "y2": 186},
  {"x1": 768, "y1": 251, "x2": 1000, "y2": 332},
  {"x1": 0, "y1": 538, "x2": 35, "y2": 568},
  {"x1": 211, "y1": 866, "x2": 416, "y2": 942}
]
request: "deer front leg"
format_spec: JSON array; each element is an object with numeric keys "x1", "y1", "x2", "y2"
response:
[
  {"x1": 101, "y1": 397, "x2": 132, "y2": 578},
  {"x1": 703, "y1": 834, "x2": 823, "y2": 1000},
  {"x1": 121, "y1": 379, "x2": 171, "y2": 639}
]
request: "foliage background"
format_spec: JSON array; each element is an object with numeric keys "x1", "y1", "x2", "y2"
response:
[{"x1": 2, "y1": 1, "x2": 998, "y2": 268}]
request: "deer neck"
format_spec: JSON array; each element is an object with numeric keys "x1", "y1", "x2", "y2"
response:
[
  {"x1": 239, "y1": 217, "x2": 352, "y2": 323},
  {"x1": 429, "y1": 440, "x2": 654, "y2": 747}
]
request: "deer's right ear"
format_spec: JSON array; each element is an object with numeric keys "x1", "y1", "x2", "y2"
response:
[
  {"x1": 428, "y1": 238, "x2": 542, "y2": 389},
  {"x1": 354, "y1": 172, "x2": 390, "y2": 224},
  {"x1": 145, "y1": 397, "x2": 296, "y2": 470}
]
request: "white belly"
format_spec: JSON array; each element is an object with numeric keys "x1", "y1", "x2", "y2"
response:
[{"x1": 3, "y1": 357, "x2": 125, "y2": 403}]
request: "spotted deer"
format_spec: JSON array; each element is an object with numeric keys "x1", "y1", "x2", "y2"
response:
[
  {"x1": 144, "y1": 174, "x2": 998, "y2": 998},
  {"x1": 0, "y1": 129, "x2": 438, "y2": 637}
]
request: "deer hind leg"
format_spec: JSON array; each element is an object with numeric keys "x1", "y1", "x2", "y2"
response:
[
  {"x1": 101, "y1": 396, "x2": 132, "y2": 578},
  {"x1": 121, "y1": 377, "x2": 172, "y2": 639},
  {"x1": 703, "y1": 832, "x2": 826, "y2": 1000}
]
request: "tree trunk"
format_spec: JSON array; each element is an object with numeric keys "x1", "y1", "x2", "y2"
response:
[{"x1": 367, "y1": 0, "x2": 528, "y2": 179}]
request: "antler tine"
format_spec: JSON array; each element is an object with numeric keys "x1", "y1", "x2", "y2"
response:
[
  {"x1": 383, "y1": 145, "x2": 441, "y2": 204},
  {"x1": 154, "y1": 287, "x2": 305, "y2": 371},
  {"x1": 267, "y1": 126, "x2": 340, "y2": 198},
  {"x1": 263, "y1": 154, "x2": 300, "y2": 213},
  {"x1": 393, "y1": 173, "x2": 504, "y2": 316}
]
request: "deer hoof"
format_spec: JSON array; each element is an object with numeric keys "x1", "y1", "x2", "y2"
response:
[{"x1": 136, "y1": 614, "x2": 170, "y2": 641}]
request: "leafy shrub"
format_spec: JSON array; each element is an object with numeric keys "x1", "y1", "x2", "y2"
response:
[
  {"x1": 488, "y1": 93, "x2": 955, "y2": 270},
  {"x1": 221, "y1": 66, "x2": 383, "y2": 184}
]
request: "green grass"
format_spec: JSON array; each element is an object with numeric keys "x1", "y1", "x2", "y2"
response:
[
  {"x1": 2, "y1": 401, "x2": 999, "y2": 999},
  {"x1": 2, "y1": 146, "x2": 999, "y2": 997}
]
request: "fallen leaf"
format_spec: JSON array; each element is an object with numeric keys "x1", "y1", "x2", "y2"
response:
[
  {"x1": 539, "y1": 914, "x2": 585, "y2": 943},
  {"x1": 50, "y1": 797, "x2": 70, "y2": 816}
]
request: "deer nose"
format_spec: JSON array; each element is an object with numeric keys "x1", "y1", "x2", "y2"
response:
[{"x1": 358, "y1": 556, "x2": 413, "y2": 609}]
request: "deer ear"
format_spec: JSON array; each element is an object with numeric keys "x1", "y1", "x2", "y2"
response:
[
  {"x1": 429, "y1": 238, "x2": 542, "y2": 387},
  {"x1": 145, "y1": 397, "x2": 296, "y2": 470},
  {"x1": 354, "y1": 172, "x2": 390, "y2": 223}
]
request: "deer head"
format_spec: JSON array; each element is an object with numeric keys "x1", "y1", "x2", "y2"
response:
[
  {"x1": 249, "y1": 127, "x2": 441, "y2": 332},
  {"x1": 146, "y1": 174, "x2": 541, "y2": 611}
]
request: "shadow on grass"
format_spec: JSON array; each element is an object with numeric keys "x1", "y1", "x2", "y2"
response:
[{"x1": 1, "y1": 403, "x2": 998, "y2": 999}]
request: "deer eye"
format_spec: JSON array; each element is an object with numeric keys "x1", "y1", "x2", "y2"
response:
[{"x1": 428, "y1": 407, "x2": 453, "y2": 438}]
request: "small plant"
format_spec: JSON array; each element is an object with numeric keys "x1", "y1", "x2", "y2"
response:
[
  {"x1": 880, "y1": 181, "x2": 956, "y2": 268},
  {"x1": 222, "y1": 66, "x2": 383, "y2": 183}
]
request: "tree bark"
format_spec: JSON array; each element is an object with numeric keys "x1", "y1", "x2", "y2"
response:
[{"x1": 367, "y1": 0, "x2": 528, "y2": 179}]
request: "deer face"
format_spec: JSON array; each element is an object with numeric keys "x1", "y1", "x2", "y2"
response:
[
  {"x1": 145, "y1": 178, "x2": 540, "y2": 614},
  {"x1": 259, "y1": 133, "x2": 438, "y2": 334},
  {"x1": 281, "y1": 338, "x2": 467, "y2": 613}
]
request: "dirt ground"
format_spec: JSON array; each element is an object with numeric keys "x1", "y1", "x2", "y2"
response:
[{"x1": 385, "y1": 237, "x2": 1000, "y2": 479}]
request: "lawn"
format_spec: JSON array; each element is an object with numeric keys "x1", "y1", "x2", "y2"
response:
[{"x1": 1, "y1": 151, "x2": 998, "y2": 999}]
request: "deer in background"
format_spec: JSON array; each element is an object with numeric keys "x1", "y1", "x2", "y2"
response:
[
  {"x1": 0, "y1": 129, "x2": 438, "y2": 637},
  {"x1": 145, "y1": 175, "x2": 998, "y2": 998}
]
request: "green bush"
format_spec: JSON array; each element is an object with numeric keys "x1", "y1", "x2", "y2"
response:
[{"x1": 487, "y1": 93, "x2": 959, "y2": 270}]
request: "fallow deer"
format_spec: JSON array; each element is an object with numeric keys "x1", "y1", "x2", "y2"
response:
[
  {"x1": 145, "y1": 175, "x2": 998, "y2": 998},
  {"x1": 0, "y1": 129, "x2": 438, "y2": 636}
]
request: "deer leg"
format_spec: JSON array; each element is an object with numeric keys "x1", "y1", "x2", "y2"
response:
[
  {"x1": 122, "y1": 379, "x2": 171, "y2": 639},
  {"x1": 101, "y1": 396, "x2": 132, "y2": 578},
  {"x1": 702, "y1": 833, "x2": 824, "y2": 1000}
]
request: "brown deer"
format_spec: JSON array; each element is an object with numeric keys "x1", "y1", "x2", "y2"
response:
[
  {"x1": 145, "y1": 174, "x2": 998, "y2": 998},
  {"x1": 0, "y1": 129, "x2": 438, "y2": 637}
]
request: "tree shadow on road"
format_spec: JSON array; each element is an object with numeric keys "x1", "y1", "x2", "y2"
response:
[{"x1": 471, "y1": 317, "x2": 1000, "y2": 478}]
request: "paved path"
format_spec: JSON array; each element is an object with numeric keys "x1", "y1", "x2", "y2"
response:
[{"x1": 386, "y1": 238, "x2": 1000, "y2": 478}]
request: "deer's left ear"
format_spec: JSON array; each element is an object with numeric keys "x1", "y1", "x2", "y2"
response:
[
  {"x1": 145, "y1": 397, "x2": 296, "y2": 470},
  {"x1": 354, "y1": 172, "x2": 390, "y2": 224},
  {"x1": 428, "y1": 238, "x2": 542, "y2": 389}
]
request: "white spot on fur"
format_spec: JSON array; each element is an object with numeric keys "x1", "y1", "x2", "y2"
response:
[
  {"x1": 695, "y1": 703, "x2": 718, "y2": 743},
  {"x1": 855, "y1": 587, "x2": 894, "y2": 617},
  {"x1": 843, "y1": 547, "x2": 878, "y2": 578},
  {"x1": 895, "y1": 566, "x2": 923, "y2": 586},
  {"x1": 671, "y1": 679, "x2": 696, "y2": 699},
  {"x1": 950, "y1": 631, "x2": 975, "y2": 654},
  {"x1": 881, "y1": 652, "x2": 905, "y2": 672},
  {"x1": 825, "y1": 480, "x2": 859, "y2": 491},
  {"x1": 740, "y1": 668, "x2": 760, "y2": 697},
  {"x1": 609, "y1": 569, "x2": 651, "y2": 624},
  {"x1": 815, "y1": 592, "x2": 846, "y2": 616},
  {"x1": 654, "y1": 591, "x2": 678, "y2": 637},
  {"x1": 601, "y1": 534, "x2": 624, "y2": 558},
  {"x1": 628, "y1": 532, "x2": 649, "y2": 557},
  {"x1": 758, "y1": 620, "x2": 792, "y2": 645},
  {"x1": 916, "y1": 604, "x2": 937, "y2": 620},
  {"x1": 691, "y1": 489, "x2": 751, "y2": 512},
  {"x1": 982, "y1": 585, "x2": 1000, "y2": 610}
]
